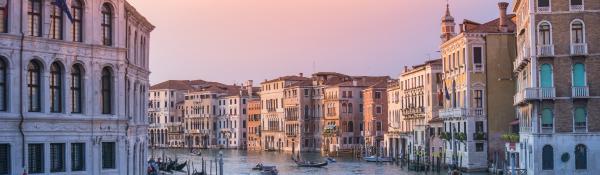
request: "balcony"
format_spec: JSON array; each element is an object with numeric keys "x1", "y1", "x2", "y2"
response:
[
  {"x1": 515, "y1": 87, "x2": 556, "y2": 105},
  {"x1": 571, "y1": 43, "x2": 588, "y2": 56},
  {"x1": 402, "y1": 107, "x2": 424, "y2": 116},
  {"x1": 439, "y1": 108, "x2": 466, "y2": 119},
  {"x1": 537, "y1": 44, "x2": 554, "y2": 57},
  {"x1": 537, "y1": 6, "x2": 550, "y2": 13},
  {"x1": 570, "y1": 5, "x2": 584, "y2": 11},
  {"x1": 572, "y1": 86, "x2": 589, "y2": 98},
  {"x1": 473, "y1": 132, "x2": 487, "y2": 141},
  {"x1": 539, "y1": 87, "x2": 556, "y2": 99},
  {"x1": 513, "y1": 47, "x2": 531, "y2": 72}
]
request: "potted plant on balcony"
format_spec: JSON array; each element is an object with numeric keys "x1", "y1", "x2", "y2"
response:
[
  {"x1": 501, "y1": 133, "x2": 520, "y2": 148},
  {"x1": 454, "y1": 132, "x2": 467, "y2": 142},
  {"x1": 473, "y1": 132, "x2": 486, "y2": 140}
]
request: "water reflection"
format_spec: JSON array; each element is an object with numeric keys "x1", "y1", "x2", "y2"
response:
[{"x1": 150, "y1": 149, "x2": 483, "y2": 175}]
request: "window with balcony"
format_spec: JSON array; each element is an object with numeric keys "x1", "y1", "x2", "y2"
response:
[
  {"x1": 542, "y1": 145, "x2": 553, "y2": 170},
  {"x1": 473, "y1": 47, "x2": 483, "y2": 71},
  {"x1": 538, "y1": 0, "x2": 550, "y2": 12},
  {"x1": 0, "y1": 0, "x2": 8, "y2": 33},
  {"x1": 541, "y1": 108, "x2": 553, "y2": 132},
  {"x1": 540, "y1": 64, "x2": 553, "y2": 88},
  {"x1": 570, "y1": 0, "x2": 583, "y2": 11},
  {"x1": 538, "y1": 22, "x2": 553, "y2": 56},
  {"x1": 571, "y1": 20, "x2": 586, "y2": 55},
  {"x1": 574, "y1": 107, "x2": 586, "y2": 132}
]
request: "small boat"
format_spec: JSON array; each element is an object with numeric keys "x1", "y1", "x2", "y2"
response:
[
  {"x1": 326, "y1": 157, "x2": 336, "y2": 163},
  {"x1": 191, "y1": 149, "x2": 202, "y2": 156},
  {"x1": 364, "y1": 156, "x2": 393, "y2": 162},
  {"x1": 173, "y1": 161, "x2": 187, "y2": 171},
  {"x1": 252, "y1": 164, "x2": 277, "y2": 171},
  {"x1": 260, "y1": 166, "x2": 278, "y2": 175},
  {"x1": 293, "y1": 158, "x2": 328, "y2": 167}
]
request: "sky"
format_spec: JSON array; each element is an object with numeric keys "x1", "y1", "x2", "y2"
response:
[{"x1": 127, "y1": 0, "x2": 514, "y2": 85}]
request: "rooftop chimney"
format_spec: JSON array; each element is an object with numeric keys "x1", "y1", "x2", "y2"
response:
[
  {"x1": 299, "y1": 73, "x2": 304, "y2": 77},
  {"x1": 498, "y1": 2, "x2": 509, "y2": 32}
]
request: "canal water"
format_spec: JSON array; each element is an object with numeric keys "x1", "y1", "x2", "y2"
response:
[{"x1": 150, "y1": 148, "x2": 487, "y2": 175}]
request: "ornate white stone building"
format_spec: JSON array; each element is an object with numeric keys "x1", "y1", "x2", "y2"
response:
[{"x1": 0, "y1": 0, "x2": 153, "y2": 174}]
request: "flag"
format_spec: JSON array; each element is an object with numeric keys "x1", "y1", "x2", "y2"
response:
[{"x1": 55, "y1": 0, "x2": 73, "y2": 22}]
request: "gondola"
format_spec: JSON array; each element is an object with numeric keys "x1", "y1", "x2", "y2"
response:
[
  {"x1": 260, "y1": 166, "x2": 279, "y2": 175},
  {"x1": 292, "y1": 157, "x2": 328, "y2": 167},
  {"x1": 191, "y1": 149, "x2": 202, "y2": 156},
  {"x1": 252, "y1": 163, "x2": 277, "y2": 171},
  {"x1": 326, "y1": 157, "x2": 336, "y2": 163},
  {"x1": 173, "y1": 161, "x2": 188, "y2": 171}
]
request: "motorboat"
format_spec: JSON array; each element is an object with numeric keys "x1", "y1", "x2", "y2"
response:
[{"x1": 364, "y1": 156, "x2": 393, "y2": 162}]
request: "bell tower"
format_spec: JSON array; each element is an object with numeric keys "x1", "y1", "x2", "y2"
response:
[{"x1": 441, "y1": 2, "x2": 456, "y2": 43}]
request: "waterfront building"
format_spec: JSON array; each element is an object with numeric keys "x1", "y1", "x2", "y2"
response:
[
  {"x1": 283, "y1": 79, "x2": 319, "y2": 152},
  {"x1": 322, "y1": 76, "x2": 390, "y2": 154},
  {"x1": 399, "y1": 59, "x2": 443, "y2": 161},
  {"x1": 260, "y1": 75, "x2": 309, "y2": 151},
  {"x1": 0, "y1": 0, "x2": 154, "y2": 174},
  {"x1": 384, "y1": 80, "x2": 403, "y2": 159},
  {"x1": 512, "y1": 0, "x2": 600, "y2": 174},
  {"x1": 438, "y1": 2, "x2": 516, "y2": 171},
  {"x1": 362, "y1": 80, "x2": 389, "y2": 155},
  {"x1": 247, "y1": 99, "x2": 262, "y2": 150},
  {"x1": 149, "y1": 80, "x2": 191, "y2": 148}
]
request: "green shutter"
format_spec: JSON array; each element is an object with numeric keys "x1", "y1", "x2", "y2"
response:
[
  {"x1": 542, "y1": 108, "x2": 553, "y2": 125},
  {"x1": 573, "y1": 64, "x2": 585, "y2": 87},
  {"x1": 541, "y1": 64, "x2": 553, "y2": 88},
  {"x1": 575, "y1": 108, "x2": 586, "y2": 123}
]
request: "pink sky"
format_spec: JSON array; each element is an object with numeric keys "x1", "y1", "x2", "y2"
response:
[{"x1": 127, "y1": 0, "x2": 513, "y2": 85}]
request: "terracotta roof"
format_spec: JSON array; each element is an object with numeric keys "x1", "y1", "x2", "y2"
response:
[
  {"x1": 150, "y1": 80, "x2": 194, "y2": 90},
  {"x1": 463, "y1": 14, "x2": 516, "y2": 33},
  {"x1": 429, "y1": 117, "x2": 444, "y2": 123},
  {"x1": 262, "y1": 75, "x2": 309, "y2": 84},
  {"x1": 287, "y1": 80, "x2": 313, "y2": 87},
  {"x1": 332, "y1": 76, "x2": 390, "y2": 87}
]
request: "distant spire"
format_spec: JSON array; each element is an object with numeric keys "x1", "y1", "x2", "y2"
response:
[{"x1": 440, "y1": 0, "x2": 456, "y2": 43}]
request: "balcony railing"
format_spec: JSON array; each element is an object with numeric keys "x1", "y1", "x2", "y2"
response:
[
  {"x1": 537, "y1": 6, "x2": 550, "y2": 13},
  {"x1": 439, "y1": 108, "x2": 484, "y2": 118},
  {"x1": 537, "y1": 44, "x2": 554, "y2": 57},
  {"x1": 572, "y1": 86, "x2": 589, "y2": 98},
  {"x1": 473, "y1": 132, "x2": 487, "y2": 141},
  {"x1": 513, "y1": 47, "x2": 531, "y2": 72},
  {"x1": 571, "y1": 43, "x2": 588, "y2": 55},
  {"x1": 514, "y1": 87, "x2": 555, "y2": 104},
  {"x1": 570, "y1": 5, "x2": 584, "y2": 11}
]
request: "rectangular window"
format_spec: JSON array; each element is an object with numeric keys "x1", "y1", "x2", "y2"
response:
[
  {"x1": 474, "y1": 90, "x2": 483, "y2": 108},
  {"x1": 375, "y1": 91, "x2": 382, "y2": 99},
  {"x1": 0, "y1": 144, "x2": 9, "y2": 174},
  {"x1": 304, "y1": 89, "x2": 309, "y2": 97},
  {"x1": 50, "y1": 143, "x2": 65, "y2": 172},
  {"x1": 102, "y1": 142, "x2": 116, "y2": 169},
  {"x1": 28, "y1": 144, "x2": 44, "y2": 174},
  {"x1": 28, "y1": 0, "x2": 42, "y2": 37},
  {"x1": 49, "y1": 1, "x2": 63, "y2": 40},
  {"x1": 473, "y1": 47, "x2": 482, "y2": 65},
  {"x1": 376, "y1": 106, "x2": 382, "y2": 114},
  {"x1": 359, "y1": 104, "x2": 363, "y2": 113},
  {"x1": 0, "y1": 0, "x2": 8, "y2": 33},
  {"x1": 71, "y1": 143, "x2": 85, "y2": 171},
  {"x1": 476, "y1": 143, "x2": 484, "y2": 152}
]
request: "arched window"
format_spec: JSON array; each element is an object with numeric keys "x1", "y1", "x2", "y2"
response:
[
  {"x1": 341, "y1": 103, "x2": 347, "y2": 113},
  {"x1": 28, "y1": 60, "x2": 41, "y2": 112},
  {"x1": 542, "y1": 145, "x2": 553, "y2": 170},
  {"x1": 0, "y1": 0, "x2": 8, "y2": 33},
  {"x1": 101, "y1": 67, "x2": 112, "y2": 114},
  {"x1": 571, "y1": 21, "x2": 584, "y2": 44},
  {"x1": 50, "y1": 62, "x2": 62, "y2": 113},
  {"x1": 304, "y1": 105, "x2": 309, "y2": 119},
  {"x1": 101, "y1": 4, "x2": 113, "y2": 46},
  {"x1": 575, "y1": 144, "x2": 587, "y2": 169},
  {"x1": 71, "y1": 0, "x2": 83, "y2": 42},
  {"x1": 541, "y1": 108, "x2": 553, "y2": 131},
  {"x1": 572, "y1": 63, "x2": 585, "y2": 87},
  {"x1": 574, "y1": 107, "x2": 586, "y2": 132},
  {"x1": 71, "y1": 64, "x2": 83, "y2": 113},
  {"x1": 538, "y1": 22, "x2": 551, "y2": 45},
  {"x1": 0, "y1": 58, "x2": 6, "y2": 111},
  {"x1": 49, "y1": 0, "x2": 63, "y2": 39},
  {"x1": 28, "y1": 0, "x2": 42, "y2": 37},
  {"x1": 540, "y1": 64, "x2": 553, "y2": 88},
  {"x1": 348, "y1": 103, "x2": 353, "y2": 113},
  {"x1": 347, "y1": 121, "x2": 354, "y2": 132}
]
